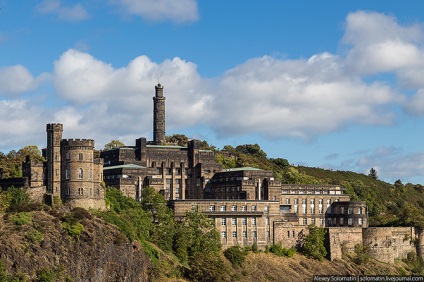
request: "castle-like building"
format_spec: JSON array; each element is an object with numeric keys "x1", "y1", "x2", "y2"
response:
[
  {"x1": 0, "y1": 124, "x2": 105, "y2": 210},
  {"x1": 2, "y1": 83, "x2": 423, "y2": 263}
]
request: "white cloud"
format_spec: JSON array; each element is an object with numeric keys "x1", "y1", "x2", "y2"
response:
[
  {"x1": 110, "y1": 0, "x2": 199, "y2": 23},
  {"x1": 36, "y1": 0, "x2": 90, "y2": 22},
  {"x1": 0, "y1": 65, "x2": 49, "y2": 96}
]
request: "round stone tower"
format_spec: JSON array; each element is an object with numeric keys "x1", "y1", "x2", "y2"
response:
[
  {"x1": 46, "y1": 123, "x2": 63, "y2": 196},
  {"x1": 61, "y1": 139, "x2": 105, "y2": 209}
]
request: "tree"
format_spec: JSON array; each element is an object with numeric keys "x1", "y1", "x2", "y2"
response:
[
  {"x1": 165, "y1": 134, "x2": 188, "y2": 146},
  {"x1": 368, "y1": 167, "x2": 378, "y2": 180},
  {"x1": 104, "y1": 140, "x2": 125, "y2": 150},
  {"x1": 302, "y1": 225, "x2": 327, "y2": 261}
]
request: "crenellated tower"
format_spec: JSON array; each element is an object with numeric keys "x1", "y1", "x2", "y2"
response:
[
  {"x1": 153, "y1": 84, "x2": 166, "y2": 145},
  {"x1": 60, "y1": 139, "x2": 105, "y2": 209},
  {"x1": 46, "y1": 123, "x2": 63, "y2": 196}
]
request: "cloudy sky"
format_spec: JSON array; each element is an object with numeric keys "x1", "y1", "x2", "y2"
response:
[{"x1": 1, "y1": 1, "x2": 424, "y2": 184}]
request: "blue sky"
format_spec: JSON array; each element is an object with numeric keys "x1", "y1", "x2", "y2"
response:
[{"x1": 1, "y1": 1, "x2": 424, "y2": 185}]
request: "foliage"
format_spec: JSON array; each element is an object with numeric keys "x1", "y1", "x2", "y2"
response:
[
  {"x1": 36, "y1": 267, "x2": 56, "y2": 282},
  {"x1": 353, "y1": 244, "x2": 370, "y2": 265},
  {"x1": 52, "y1": 196, "x2": 62, "y2": 209},
  {"x1": 368, "y1": 167, "x2": 378, "y2": 180},
  {"x1": 186, "y1": 252, "x2": 226, "y2": 282},
  {"x1": 10, "y1": 212, "x2": 32, "y2": 226},
  {"x1": 6, "y1": 187, "x2": 31, "y2": 212},
  {"x1": 224, "y1": 245, "x2": 247, "y2": 267},
  {"x1": 0, "y1": 145, "x2": 44, "y2": 178},
  {"x1": 0, "y1": 191, "x2": 12, "y2": 214},
  {"x1": 104, "y1": 140, "x2": 125, "y2": 150},
  {"x1": 269, "y1": 242, "x2": 296, "y2": 257},
  {"x1": 402, "y1": 252, "x2": 424, "y2": 274},
  {"x1": 302, "y1": 225, "x2": 327, "y2": 261},
  {"x1": 61, "y1": 221, "x2": 84, "y2": 238},
  {"x1": 166, "y1": 134, "x2": 189, "y2": 146},
  {"x1": 25, "y1": 229, "x2": 44, "y2": 243}
]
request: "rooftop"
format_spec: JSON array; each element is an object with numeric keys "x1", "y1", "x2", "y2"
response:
[{"x1": 103, "y1": 164, "x2": 145, "y2": 170}]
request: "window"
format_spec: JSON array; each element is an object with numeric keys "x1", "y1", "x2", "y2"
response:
[
  {"x1": 209, "y1": 205, "x2": 215, "y2": 211},
  {"x1": 242, "y1": 217, "x2": 247, "y2": 226},
  {"x1": 232, "y1": 231, "x2": 237, "y2": 238},
  {"x1": 340, "y1": 207, "x2": 345, "y2": 214},
  {"x1": 302, "y1": 207, "x2": 306, "y2": 214},
  {"x1": 318, "y1": 199, "x2": 323, "y2": 205},
  {"x1": 310, "y1": 199, "x2": 315, "y2": 204},
  {"x1": 65, "y1": 169, "x2": 70, "y2": 180},
  {"x1": 78, "y1": 168, "x2": 83, "y2": 180},
  {"x1": 79, "y1": 153, "x2": 83, "y2": 161},
  {"x1": 266, "y1": 217, "x2": 269, "y2": 226},
  {"x1": 358, "y1": 218, "x2": 363, "y2": 225},
  {"x1": 340, "y1": 218, "x2": 344, "y2": 225},
  {"x1": 303, "y1": 218, "x2": 307, "y2": 225},
  {"x1": 66, "y1": 152, "x2": 70, "y2": 160},
  {"x1": 294, "y1": 198, "x2": 298, "y2": 204},
  {"x1": 292, "y1": 230, "x2": 295, "y2": 238},
  {"x1": 264, "y1": 205, "x2": 268, "y2": 212},
  {"x1": 241, "y1": 206, "x2": 247, "y2": 211},
  {"x1": 166, "y1": 168, "x2": 172, "y2": 175},
  {"x1": 78, "y1": 188, "x2": 84, "y2": 195},
  {"x1": 320, "y1": 218, "x2": 324, "y2": 226},
  {"x1": 310, "y1": 207, "x2": 315, "y2": 214},
  {"x1": 311, "y1": 218, "x2": 316, "y2": 225},
  {"x1": 319, "y1": 206, "x2": 323, "y2": 214},
  {"x1": 294, "y1": 206, "x2": 298, "y2": 213},
  {"x1": 242, "y1": 231, "x2": 247, "y2": 238},
  {"x1": 221, "y1": 231, "x2": 226, "y2": 238},
  {"x1": 285, "y1": 198, "x2": 290, "y2": 204},
  {"x1": 220, "y1": 205, "x2": 226, "y2": 211},
  {"x1": 302, "y1": 199, "x2": 306, "y2": 204},
  {"x1": 231, "y1": 205, "x2": 237, "y2": 211},
  {"x1": 221, "y1": 218, "x2": 226, "y2": 226},
  {"x1": 348, "y1": 208, "x2": 353, "y2": 214},
  {"x1": 96, "y1": 189, "x2": 100, "y2": 196},
  {"x1": 252, "y1": 218, "x2": 256, "y2": 225},
  {"x1": 287, "y1": 231, "x2": 290, "y2": 238},
  {"x1": 232, "y1": 218, "x2": 236, "y2": 225},
  {"x1": 66, "y1": 187, "x2": 70, "y2": 195},
  {"x1": 358, "y1": 207, "x2": 362, "y2": 214},
  {"x1": 266, "y1": 231, "x2": 270, "y2": 238},
  {"x1": 251, "y1": 205, "x2": 256, "y2": 211},
  {"x1": 348, "y1": 218, "x2": 353, "y2": 226},
  {"x1": 252, "y1": 231, "x2": 257, "y2": 238},
  {"x1": 327, "y1": 218, "x2": 332, "y2": 226}
]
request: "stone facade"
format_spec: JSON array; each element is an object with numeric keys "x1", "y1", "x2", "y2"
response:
[{"x1": 172, "y1": 200, "x2": 280, "y2": 249}]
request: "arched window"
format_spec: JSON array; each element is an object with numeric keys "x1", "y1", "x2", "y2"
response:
[
  {"x1": 78, "y1": 168, "x2": 83, "y2": 179},
  {"x1": 78, "y1": 188, "x2": 84, "y2": 195}
]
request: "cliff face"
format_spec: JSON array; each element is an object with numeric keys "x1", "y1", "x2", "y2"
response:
[{"x1": 0, "y1": 210, "x2": 152, "y2": 281}]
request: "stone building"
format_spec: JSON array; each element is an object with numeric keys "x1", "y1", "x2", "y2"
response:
[
  {"x1": 0, "y1": 123, "x2": 106, "y2": 210},
  {"x1": 101, "y1": 84, "x2": 222, "y2": 200}
]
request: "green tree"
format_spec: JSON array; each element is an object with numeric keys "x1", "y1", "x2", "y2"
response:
[
  {"x1": 165, "y1": 134, "x2": 189, "y2": 146},
  {"x1": 302, "y1": 225, "x2": 327, "y2": 261},
  {"x1": 368, "y1": 167, "x2": 378, "y2": 180},
  {"x1": 104, "y1": 140, "x2": 125, "y2": 150},
  {"x1": 140, "y1": 187, "x2": 176, "y2": 252}
]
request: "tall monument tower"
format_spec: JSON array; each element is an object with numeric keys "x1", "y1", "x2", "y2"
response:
[
  {"x1": 153, "y1": 83, "x2": 166, "y2": 145},
  {"x1": 46, "y1": 123, "x2": 63, "y2": 196}
]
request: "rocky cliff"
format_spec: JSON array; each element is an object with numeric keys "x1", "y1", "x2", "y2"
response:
[{"x1": 0, "y1": 209, "x2": 152, "y2": 281}]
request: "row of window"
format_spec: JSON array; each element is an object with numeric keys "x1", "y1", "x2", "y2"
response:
[
  {"x1": 285, "y1": 198, "x2": 332, "y2": 205},
  {"x1": 220, "y1": 217, "x2": 270, "y2": 226},
  {"x1": 221, "y1": 231, "x2": 266, "y2": 239},
  {"x1": 65, "y1": 168, "x2": 93, "y2": 180},
  {"x1": 209, "y1": 205, "x2": 266, "y2": 212},
  {"x1": 282, "y1": 190, "x2": 343, "y2": 195},
  {"x1": 65, "y1": 152, "x2": 91, "y2": 161},
  {"x1": 64, "y1": 187, "x2": 100, "y2": 196}
]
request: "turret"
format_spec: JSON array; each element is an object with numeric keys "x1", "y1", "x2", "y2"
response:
[{"x1": 153, "y1": 84, "x2": 166, "y2": 145}]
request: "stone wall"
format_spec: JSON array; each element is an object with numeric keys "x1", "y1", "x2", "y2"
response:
[
  {"x1": 326, "y1": 227, "x2": 363, "y2": 261},
  {"x1": 273, "y1": 222, "x2": 308, "y2": 249},
  {"x1": 362, "y1": 227, "x2": 416, "y2": 264}
]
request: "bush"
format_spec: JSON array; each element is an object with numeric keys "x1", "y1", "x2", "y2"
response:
[
  {"x1": 302, "y1": 226, "x2": 327, "y2": 261},
  {"x1": 224, "y1": 246, "x2": 247, "y2": 267},
  {"x1": 353, "y1": 244, "x2": 370, "y2": 265},
  {"x1": 37, "y1": 267, "x2": 56, "y2": 282},
  {"x1": 61, "y1": 222, "x2": 84, "y2": 238},
  {"x1": 10, "y1": 212, "x2": 32, "y2": 225},
  {"x1": 25, "y1": 229, "x2": 44, "y2": 243},
  {"x1": 269, "y1": 242, "x2": 296, "y2": 257}
]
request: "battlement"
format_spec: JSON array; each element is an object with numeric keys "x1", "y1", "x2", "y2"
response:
[
  {"x1": 61, "y1": 139, "x2": 95, "y2": 148},
  {"x1": 46, "y1": 123, "x2": 63, "y2": 131}
]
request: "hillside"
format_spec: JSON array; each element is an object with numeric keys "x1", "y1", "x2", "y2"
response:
[{"x1": 214, "y1": 143, "x2": 424, "y2": 228}]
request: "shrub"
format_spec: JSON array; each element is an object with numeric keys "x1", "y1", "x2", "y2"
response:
[
  {"x1": 25, "y1": 229, "x2": 44, "y2": 243},
  {"x1": 302, "y1": 225, "x2": 327, "y2": 261},
  {"x1": 224, "y1": 245, "x2": 247, "y2": 267},
  {"x1": 10, "y1": 212, "x2": 32, "y2": 225},
  {"x1": 37, "y1": 267, "x2": 56, "y2": 282},
  {"x1": 269, "y1": 242, "x2": 296, "y2": 257},
  {"x1": 353, "y1": 244, "x2": 370, "y2": 265},
  {"x1": 61, "y1": 222, "x2": 84, "y2": 238}
]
